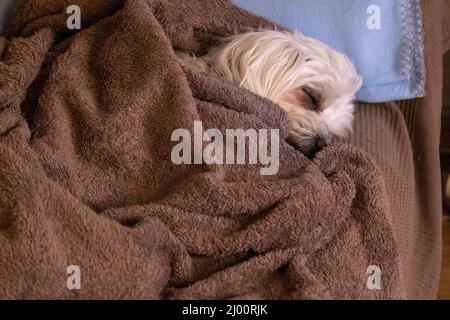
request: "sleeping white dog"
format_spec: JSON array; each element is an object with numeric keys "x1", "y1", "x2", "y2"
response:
[{"x1": 177, "y1": 30, "x2": 363, "y2": 157}]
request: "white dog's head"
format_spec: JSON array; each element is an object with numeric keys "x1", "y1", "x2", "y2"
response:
[{"x1": 206, "y1": 30, "x2": 363, "y2": 157}]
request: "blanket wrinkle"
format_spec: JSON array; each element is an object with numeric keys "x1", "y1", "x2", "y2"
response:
[
  {"x1": 0, "y1": 29, "x2": 53, "y2": 106},
  {"x1": 0, "y1": 0, "x2": 404, "y2": 299}
]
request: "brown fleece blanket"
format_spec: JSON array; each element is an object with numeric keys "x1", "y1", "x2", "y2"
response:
[{"x1": 0, "y1": 0, "x2": 404, "y2": 299}]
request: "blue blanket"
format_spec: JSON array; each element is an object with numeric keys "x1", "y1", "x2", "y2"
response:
[{"x1": 234, "y1": 0, "x2": 425, "y2": 103}]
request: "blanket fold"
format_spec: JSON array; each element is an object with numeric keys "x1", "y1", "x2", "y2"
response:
[{"x1": 0, "y1": 0, "x2": 404, "y2": 299}]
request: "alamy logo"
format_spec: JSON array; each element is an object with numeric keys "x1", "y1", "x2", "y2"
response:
[
  {"x1": 367, "y1": 5, "x2": 381, "y2": 30},
  {"x1": 67, "y1": 265, "x2": 81, "y2": 290},
  {"x1": 66, "y1": 5, "x2": 81, "y2": 30},
  {"x1": 366, "y1": 265, "x2": 382, "y2": 290},
  {"x1": 171, "y1": 121, "x2": 280, "y2": 175}
]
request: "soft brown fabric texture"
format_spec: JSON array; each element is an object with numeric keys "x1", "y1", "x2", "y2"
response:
[{"x1": 0, "y1": 0, "x2": 440, "y2": 299}]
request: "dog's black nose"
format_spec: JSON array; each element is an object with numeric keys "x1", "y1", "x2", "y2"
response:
[
  {"x1": 305, "y1": 136, "x2": 328, "y2": 159},
  {"x1": 313, "y1": 136, "x2": 328, "y2": 152}
]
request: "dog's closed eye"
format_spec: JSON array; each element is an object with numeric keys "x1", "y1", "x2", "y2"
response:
[{"x1": 295, "y1": 87, "x2": 321, "y2": 112}]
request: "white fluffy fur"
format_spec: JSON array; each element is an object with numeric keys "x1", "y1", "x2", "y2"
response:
[{"x1": 178, "y1": 30, "x2": 363, "y2": 156}]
